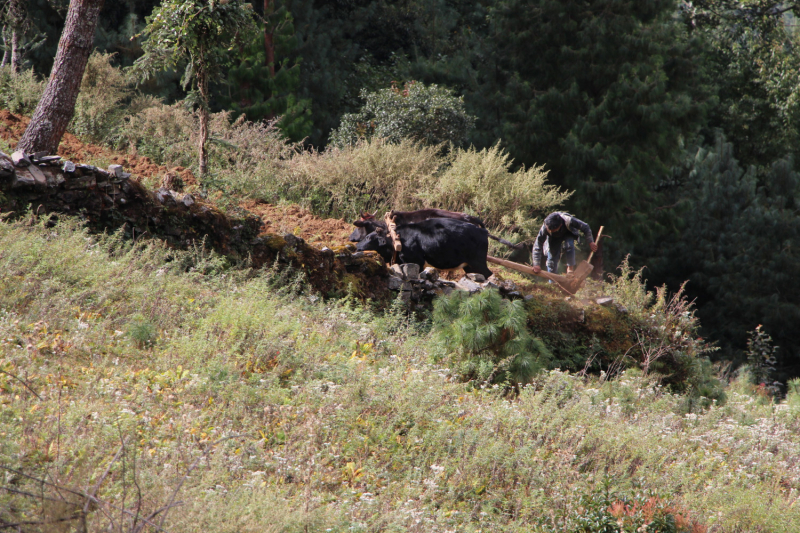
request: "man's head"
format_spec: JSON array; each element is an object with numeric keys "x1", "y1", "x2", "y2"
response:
[{"x1": 544, "y1": 212, "x2": 564, "y2": 234}]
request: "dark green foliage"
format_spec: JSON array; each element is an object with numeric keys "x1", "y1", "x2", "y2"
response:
[
  {"x1": 330, "y1": 81, "x2": 474, "y2": 147},
  {"x1": 474, "y1": 0, "x2": 709, "y2": 248},
  {"x1": 432, "y1": 289, "x2": 549, "y2": 386},
  {"x1": 213, "y1": 4, "x2": 312, "y2": 141},
  {"x1": 645, "y1": 136, "x2": 800, "y2": 378},
  {"x1": 683, "y1": 0, "x2": 800, "y2": 168}
]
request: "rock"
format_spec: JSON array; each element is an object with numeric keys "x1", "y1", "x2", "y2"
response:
[
  {"x1": 401, "y1": 263, "x2": 420, "y2": 280},
  {"x1": 350, "y1": 252, "x2": 364, "y2": 259},
  {"x1": 465, "y1": 273, "x2": 485, "y2": 282},
  {"x1": 108, "y1": 164, "x2": 124, "y2": 178},
  {"x1": 481, "y1": 281, "x2": 500, "y2": 290},
  {"x1": 47, "y1": 173, "x2": 66, "y2": 188},
  {"x1": 400, "y1": 281, "x2": 413, "y2": 291},
  {"x1": 420, "y1": 267, "x2": 439, "y2": 282},
  {"x1": 523, "y1": 294, "x2": 534, "y2": 301},
  {"x1": 62, "y1": 161, "x2": 76, "y2": 173},
  {"x1": 615, "y1": 303, "x2": 628, "y2": 314},
  {"x1": 320, "y1": 246, "x2": 332, "y2": 254},
  {"x1": 577, "y1": 309, "x2": 585, "y2": 323},
  {"x1": 345, "y1": 244, "x2": 356, "y2": 252},
  {"x1": 422, "y1": 280, "x2": 434, "y2": 290},
  {"x1": 500, "y1": 279, "x2": 518, "y2": 292},
  {"x1": 182, "y1": 193, "x2": 195, "y2": 207},
  {"x1": 441, "y1": 286, "x2": 454, "y2": 296},
  {"x1": 11, "y1": 170, "x2": 35, "y2": 188},
  {"x1": 438, "y1": 280, "x2": 456, "y2": 287},
  {"x1": 120, "y1": 172, "x2": 132, "y2": 180},
  {"x1": 76, "y1": 164, "x2": 96, "y2": 173},
  {"x1": 390, "y1": 264, "x2": 405, "y2": 278},
  {"x1": 596, "y1": 297, "x2": 614, "y2": 307},
  {"x1": 155, "y1": 187, "x2": 177, "y2": 207},
  {"x1": 11, "y1": 151, "x2": 30, "y2": 167},
  {"x1": 456, "y1": 278, "x2": 482, "y2": 293},
  {"x1": 0, "y1": 158, "x2": 14, "y2": 178},
  {"x1": 35, "y1": 155, "x2": 61, "y2": 164},
  {"x1": 32, "y1": 151, "x2": 48, "y2": 160},
  {"x1": 22, "y1": 165, "x2": 47, "y2": 187},
  {"x1": 283, "y1": 233, "x2": 305, "y2": 248},
  {"x1": 387, "y1": 276, "x2": 404, "y2": 290}
]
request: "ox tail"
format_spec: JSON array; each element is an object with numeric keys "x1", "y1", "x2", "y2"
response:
[{"x1": 488, "y1": 233, "x2": 526, "y2": 250}]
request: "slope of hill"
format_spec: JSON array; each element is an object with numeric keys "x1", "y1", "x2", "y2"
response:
[
  {"x1": 1, "y1": 218, "x2": 800, "y2": 532},
  {"x1": 2, "y1": 109, "x2": 800, "y2": 532}
]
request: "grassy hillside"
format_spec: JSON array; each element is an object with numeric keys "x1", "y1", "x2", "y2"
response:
[{"x1": 2, "y1": 219, "x2": 800, "y2": 532}]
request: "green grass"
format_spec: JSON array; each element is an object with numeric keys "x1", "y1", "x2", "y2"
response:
[{"x1": 2, "y1": 218, "x2": 800, "y2": 532}]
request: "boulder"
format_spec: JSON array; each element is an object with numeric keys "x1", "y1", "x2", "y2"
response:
[
  {"x1": 11, "y1": 151, "x2": 30, "y2": 167},
  {"x1": 457, "y1": 277, "x2": 482, "y2": 294},
  {"x1": 465, "y1": 273, "x2": 486, "y2": 282},
  {"x1": 420, "y1": 267, "x2": 439, "y2": 282},
  {"x1": 401, "y1": 263, "x2": 420, "y2": 280}
]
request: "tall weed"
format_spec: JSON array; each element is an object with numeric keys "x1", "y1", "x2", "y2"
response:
[
  {"x1": 0, "y1": 66, "x2": 45, "y2": 115},
  {"x1": 423, "y1": 143, "x2": 571, "y2": 232},
  {"x1": 71, "y1": 51, "x2": 132, "y2": 142}
]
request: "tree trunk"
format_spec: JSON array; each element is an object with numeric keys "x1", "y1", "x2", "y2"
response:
[
  {"x1": 1, "y1": 28, "x2": 9, "y2": 67},
  {"x1": 197, "y1": 55, "x2": 209, "y2": 177},
  {"x1": 10, "y1": 28, "x2": 19, "y2": 72},
  {"x1": 17, "y1": 0, "x2": 104, "y2": 155}
]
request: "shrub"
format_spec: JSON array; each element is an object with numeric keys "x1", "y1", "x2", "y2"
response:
[
  {"x1": 277, "y1": 138, "x2": 443, "y2": 218},
  {"x1": 116, "y1": 102, "x2": 293, "y2": 184},
  {"x1": 606, "y1": 256, "x2": 725, "y2": 406},
  {"x1": 127, "y1": 313, "x2": 157, "y2": 348},
  {"x1": 329, "y1": 81, "x2": 475, "y2": 147},
  {"x1": 746, "y1": 325, "x2": 780, "y2": 396},
  {"x1": 432, "y1": 289, "x2": 550, "y2": 386},
  {"x1": 70, "y1": 52, "x2": 132, "y2": 143},
  {"x1": 0, "y1": 66, "x2": 45, "y2": 115},
  {"x1": 277, "y1": 138, "x2": 569, "y2": 237},
  {"x1": 421, "y1": 143, "x2": 571, "y2": 232}
]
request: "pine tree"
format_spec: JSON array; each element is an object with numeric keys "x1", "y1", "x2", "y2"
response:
[
  {"x1": 214, "y1": 1, "x2": 311, "y2": 141},
  {"x1": 644, "y1": 136, "x2": 800, "y2": 378}
]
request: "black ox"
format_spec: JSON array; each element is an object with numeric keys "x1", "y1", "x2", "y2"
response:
[
  {"x1": 356, "y1": 217, "x2": 493, "y2": 278},
  {"x1": 348, "y1": 208, "x2": 484, "y2": 242},
  {"x1": 349, "y1": 208, "x2": 522, "y2": 250}
]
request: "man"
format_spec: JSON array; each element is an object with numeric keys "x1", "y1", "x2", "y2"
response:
[{"x1": 532, "y1": 212, "x2": 598, "y2": 274}]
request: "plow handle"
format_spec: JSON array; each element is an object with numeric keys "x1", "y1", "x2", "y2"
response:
[{"x1": 587, "y1": 226, "x2": 604, "y2": 263}]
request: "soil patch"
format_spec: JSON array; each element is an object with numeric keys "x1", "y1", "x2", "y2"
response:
[
  {"x1": 241, "y1": 200, "x2": 354, "y2": 248},
  {"x1": 0, "y1": 110, "x2": 198, "y2": 188}
]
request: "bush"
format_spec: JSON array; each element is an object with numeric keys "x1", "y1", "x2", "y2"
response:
[
  {"x1": 277, "y1": 138, "x2": 569, "y2": 238},
  {"x1": 115, "y1": 101, "x2": 293, "y2": 186},
  {"x1": 421, "y1": 143, "x2": 571, "y2": 233},
  {"x1": 70, "y1": 52, "x2": 132, "y2": 143},
  {"x1": 277, "y1": 138, "x2": 443, "y2": 218},
  {"x1": 605, "y1": 256, "x2": 725, "y2": 406},
  {"x1": 329, "y1": 81, "x2": 475, "y2": 148},
  {"x1": 746, "y1": 325, "x2": 780, "y2": 396},
  {"x1": 0, "y1": 66, "x2": 45, "y2": 116},
  {"x1": 432, "y1": 289, "x2": 550, "y2": 386}
]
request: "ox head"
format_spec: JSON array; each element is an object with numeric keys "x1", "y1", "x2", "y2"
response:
[
  {"x1": 348, "y1": 210, "x2": 383, "y2": 242},
  {"x1": 356, "y1": 228, "x2": 393, "y2": 263}
]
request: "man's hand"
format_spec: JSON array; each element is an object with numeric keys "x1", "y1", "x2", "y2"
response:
[
  {"x1": 590, "y1": 242, "x2": 598, "y2": 253},
  {"x1": 533, "y1": 265, "x2": 541, "y2": 273}
]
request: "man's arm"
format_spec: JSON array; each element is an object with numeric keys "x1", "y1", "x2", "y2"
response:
[
  {"x1": 568, "y1": 217, "x2": 598, "y2": 252},
  {"x1": 531, "y1": 225, "x2": 548, "y2": 272}
]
